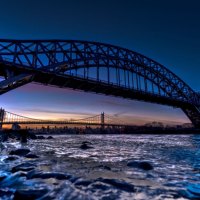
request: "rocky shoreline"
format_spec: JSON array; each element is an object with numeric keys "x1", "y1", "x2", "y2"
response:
[
  {"x1": 0, "y1": 131, "x2": 200, "y2": 199},
  {"x1": 0, "y1": 133, "x2": 149, "y2": 200}
]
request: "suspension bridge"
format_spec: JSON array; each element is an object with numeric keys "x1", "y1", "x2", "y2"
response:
[
  {"x1": 0, "y1": 108, "x2": 126, "y2": 127},
  {"x1": 0, "y1": 39, "x2": 199, "y2": 128}
]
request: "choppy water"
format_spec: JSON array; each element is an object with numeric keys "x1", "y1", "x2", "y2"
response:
[{"x1": 1, "y1": 134, "x2": 200, "y2": 199}]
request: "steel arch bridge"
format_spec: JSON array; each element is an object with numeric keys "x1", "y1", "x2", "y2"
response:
[{"x1": 0, "y1": 39, "x2": 199, "y2": 127}]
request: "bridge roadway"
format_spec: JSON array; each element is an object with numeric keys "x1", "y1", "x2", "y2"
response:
[{"x1": 1, "y1": 121, "x2": 127, "y2": 127}]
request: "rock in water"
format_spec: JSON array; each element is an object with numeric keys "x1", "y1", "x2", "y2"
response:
[
  {"x1": 82, "y1": 141, "x2": 92, "y2": 145},
  {"x1": 97, "y1": 178, "x2": 135, "y2": 192},
  {"x1": 102, "y1": 165, "x2": 111, "y2": 170},
  {"x1": 9, "y1": 149, "x2": 30, "y2": 156},
  {"x1": 0, "y1": 172, "x2": 7, "y2": 182},
  {"x1": 47, "y1": 136, "x2": 54, "y2": 139},
  {"x1": 127, "y1": 161, "x2": 138, "y2": 167},
  {"x1": 80, "y1": 142, "x2": 93, "y2": 150},
  {"x1": 12, "y1": 163, "x2": 36, "y2": 173},
  {"x1": 74, "y1": 179, "x2": 93, "y2": 186},
  {"x1": 96, "y1": 165, "x2": 111, "y2": 170},
  {"x1": 89, "y1": 182, "x2": 111, "y2": 191},
  {"x1": 14, "y1": 188, "x2": 48, "y2": 200},
  {"x1": 127, "y1": 161, "x2": 153, "y2": 170},
  {"x1": 4, "y1": 156, "x2": 19, "y2": 162},
  {"x1": 28, "y1": 172, "x2": 71, "y2": 180},
  {"x1": 25, "y1": 154, "x2": 39, "y2": 158},
  {"x1": 139, "y1": 162, "x2": 153, "y2": 170},
  {"x1": 29, "y1": 133, "x2": 37, "y2": 140},
  {"x1": 37, "y1": 136, "x2": 45, "y2": 139}
]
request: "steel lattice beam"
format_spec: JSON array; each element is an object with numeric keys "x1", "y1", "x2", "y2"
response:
[{"x1": 0, "y1": 39, "x2": 199, "y2": 127}]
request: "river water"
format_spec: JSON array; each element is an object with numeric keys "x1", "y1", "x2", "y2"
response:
[{"x1": 1, "y1": 134, "x2": 200, "y2": 199}]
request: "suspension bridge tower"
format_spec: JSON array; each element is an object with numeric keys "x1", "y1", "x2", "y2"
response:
[
  {"x1": 0, "y1": 108, "x2": 5, "y2": 129},
  {"x1": 101, "y1": 112, "x2": 105, "y2": 129}
]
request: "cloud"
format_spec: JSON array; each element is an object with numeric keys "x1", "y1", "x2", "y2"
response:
[{"x1": 113, "y1": 111, "x2": 128, "y2": 117}]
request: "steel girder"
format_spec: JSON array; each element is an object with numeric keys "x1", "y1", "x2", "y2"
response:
[
  {"x1": 0, "y1": 39, "x2": 199, "y2": 127},
  {"x1": 0, "y1": 72, "x2": 33, "y2": 95}
]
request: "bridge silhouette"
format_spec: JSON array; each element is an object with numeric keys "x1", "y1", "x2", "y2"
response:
[
  {"x1": 0, "y1": 39, "x2": 199, "y2": 128},
  {"x1": 0, "y1": 108, "x2": 126, "y2": 127}
]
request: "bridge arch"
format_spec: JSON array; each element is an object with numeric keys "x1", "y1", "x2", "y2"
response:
[{"x1": 0, "y1": 39, "x2": 199, "y2": 127}]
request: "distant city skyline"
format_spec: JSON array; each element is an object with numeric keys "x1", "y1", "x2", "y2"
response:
[{"x1": 1, "y1": 0, "x2": 200, "y2": 124}]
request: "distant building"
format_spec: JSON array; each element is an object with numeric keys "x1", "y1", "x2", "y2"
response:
[
  {"x1": 145, "y1": 121, "x2": 164, "y2": 128},
  {"x1": 181, "y1": 123, "x2": 193, "y2": 128}
]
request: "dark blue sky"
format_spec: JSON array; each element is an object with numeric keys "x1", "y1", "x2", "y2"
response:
[{"x1": 1, "y1": 0, "x2": 200, "y2": 124}]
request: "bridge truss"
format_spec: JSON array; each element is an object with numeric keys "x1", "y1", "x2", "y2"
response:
[{"x1": 0, "y1": 39, "x2": 199, "y2": 127}]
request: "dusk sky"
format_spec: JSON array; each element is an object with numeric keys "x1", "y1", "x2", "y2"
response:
[{"x1": 1, "y1": 0, "x2": 200, "y2": 124}]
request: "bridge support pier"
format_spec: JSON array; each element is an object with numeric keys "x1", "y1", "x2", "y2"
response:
[
  {"x1": 0, "y1": 108, "x2": 5, "y2": 129},
  {"x1": 101, "y1": 112, "x2": 105, "y2": 129},
  {"x1": 182, "y1": 105, "x2": 200, "y2": 128}
]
